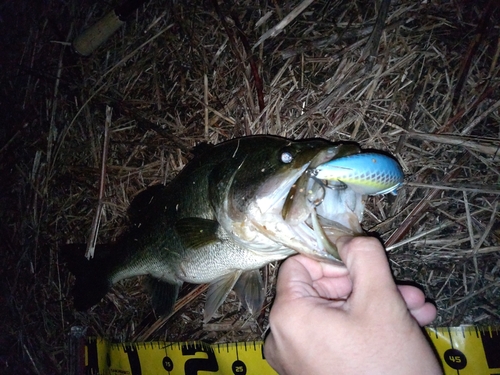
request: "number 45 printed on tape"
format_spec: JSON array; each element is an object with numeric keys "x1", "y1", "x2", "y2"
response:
[{"x1": 76, "y1": 326, "x2": 500, "y2": 375}]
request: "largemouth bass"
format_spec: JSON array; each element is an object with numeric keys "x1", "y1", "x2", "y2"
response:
[{"x1": 65, "y1": 135, "x2": 370, "y2": 321}]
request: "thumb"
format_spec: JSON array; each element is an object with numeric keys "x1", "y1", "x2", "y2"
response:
[{"x1": 336, "y1": 236, "x2": 400, "y2": 306}]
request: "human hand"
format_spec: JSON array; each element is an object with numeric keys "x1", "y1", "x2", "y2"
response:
[{"x1": 264, "y1": 236, "x2": 442, "y2": 375}]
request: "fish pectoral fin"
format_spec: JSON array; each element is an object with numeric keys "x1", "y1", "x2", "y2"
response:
[
  {"x1": 174, "y1": 217, "x2": 220, "y2": 250},
  {"x1": 232, "y1": 269, "x2": 264, "y2": 317},
  {"x1": 145, "y1": 277, "x2": 181, "y2": 317},
  {"x1": 204, "y1": 270, "x2": 242, "y2": 322}
]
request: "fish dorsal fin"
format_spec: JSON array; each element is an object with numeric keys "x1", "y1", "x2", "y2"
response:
[
  {"x1": 174, "y1": 218, "x2": 220, "y2": 250},
  {"x1": 232, "y1": 269, "x2": 265, "y2": 317},
  {"x1": 145, "y1": 276, "x2": 181, "y2": 317},
  {"x1": 204, "y1": 270, "x2": 242, "y2": 322}
]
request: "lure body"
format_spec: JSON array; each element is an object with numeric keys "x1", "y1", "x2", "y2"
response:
[{"x1": 312, "y1": 152, "x2": 404, "y2": 195}]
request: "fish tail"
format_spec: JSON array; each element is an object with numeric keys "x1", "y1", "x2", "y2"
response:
[{"x1": 62, "y1": 243, "x2": 113, "y2": 311}]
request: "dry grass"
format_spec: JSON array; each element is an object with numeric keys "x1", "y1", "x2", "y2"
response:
[{"x1": 1, "y1": 0, "x2": 499, "y2": 373}]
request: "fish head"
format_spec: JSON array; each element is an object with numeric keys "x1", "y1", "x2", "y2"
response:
[{"x1": 209, "y1": 136, "x2": 364, "y2": 265}]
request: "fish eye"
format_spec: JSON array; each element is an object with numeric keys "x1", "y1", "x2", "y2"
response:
[{"x1": 280, "y1": 150, "x2": 293, "y2": 164}]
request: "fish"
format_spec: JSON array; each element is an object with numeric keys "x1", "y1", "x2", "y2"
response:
[
  {"x1": 310, "y1": 152, "x2": 404, "y2": 195},
  {"x1": 64, "y1": 135, "x2": 368, "y2": 322}
]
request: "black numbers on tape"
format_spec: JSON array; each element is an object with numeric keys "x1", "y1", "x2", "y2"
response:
[
  {"x1": 162, "y1": 356, "x2": 174, "y2": 371},
  {"x1": 232, "y1": 359, "x2": 247, "y2": 374},
  {"x1": 182, "y1": 343, "x2": 219, "y2": 375},
  {"x1": 444, "y1": 348, "x2": 467, "y2": 370}
]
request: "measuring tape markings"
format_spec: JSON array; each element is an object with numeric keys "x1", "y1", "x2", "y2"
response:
[
  {"x1": 84, "y1": 327, "x2": 499, "y2": 375},
  {"x1": 425, "y1": 326, "x2": 500, "y2": 375},
  {"x1": 85, "y1": 338, "x2": 276, "y2": 375}
]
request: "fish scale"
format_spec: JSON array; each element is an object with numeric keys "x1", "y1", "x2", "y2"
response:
[
  {"x1": 64, "y1": 138, "x2": 404, "y2": 322},
  {"x1": 64, "y1": 136, "x2": 367, "y2": 322},
  {"x1": 313, "y1": 152, "x2": 404, "y2": 195}
]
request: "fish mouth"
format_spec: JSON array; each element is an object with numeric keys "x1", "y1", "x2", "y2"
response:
[
  {"x1": 281, "y1": 175, "x2": 364, "y2": 264},
  {"x1": 244, "y1": 145, "x2": 365, "y2": 265}
]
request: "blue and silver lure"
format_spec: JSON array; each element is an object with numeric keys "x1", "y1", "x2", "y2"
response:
[{"x1": 310, "y1": 152, "x2": 404, "y2": 195}]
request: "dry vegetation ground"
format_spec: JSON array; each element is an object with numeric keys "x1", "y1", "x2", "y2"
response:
[{"x1": 0, "y1": 0, "x2": 499, "y2": 373}]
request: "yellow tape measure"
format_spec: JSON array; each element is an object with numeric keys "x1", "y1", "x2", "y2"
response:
[
  {"x1": 428, "y1": 326, "x2": 500, "y2": 375},
  {"x1": 84, "y1": 340, "x2": 273, "y2": 375},
  {"x1": 81, "y1": 326, "x2": 499, "y2": 374}
]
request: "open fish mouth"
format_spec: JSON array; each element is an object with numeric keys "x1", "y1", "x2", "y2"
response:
[
  {"x1": 284, "y1": 174, "x2": 363, "y2": 261},
  {"x1": 243, "y1": 145, "x2": 365, "y2": 265},
  {"x1": 271, "y1": 170, "x2": 364, "y2": 264}
]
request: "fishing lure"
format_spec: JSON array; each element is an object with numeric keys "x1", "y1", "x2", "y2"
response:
[{"x1": 311, "y1": 152, "x2": 404, "y2": 195}]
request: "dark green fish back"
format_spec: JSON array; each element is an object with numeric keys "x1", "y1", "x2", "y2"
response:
[{"x1": 64, "y1": 135, "x2": 343, "y2": 319}]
